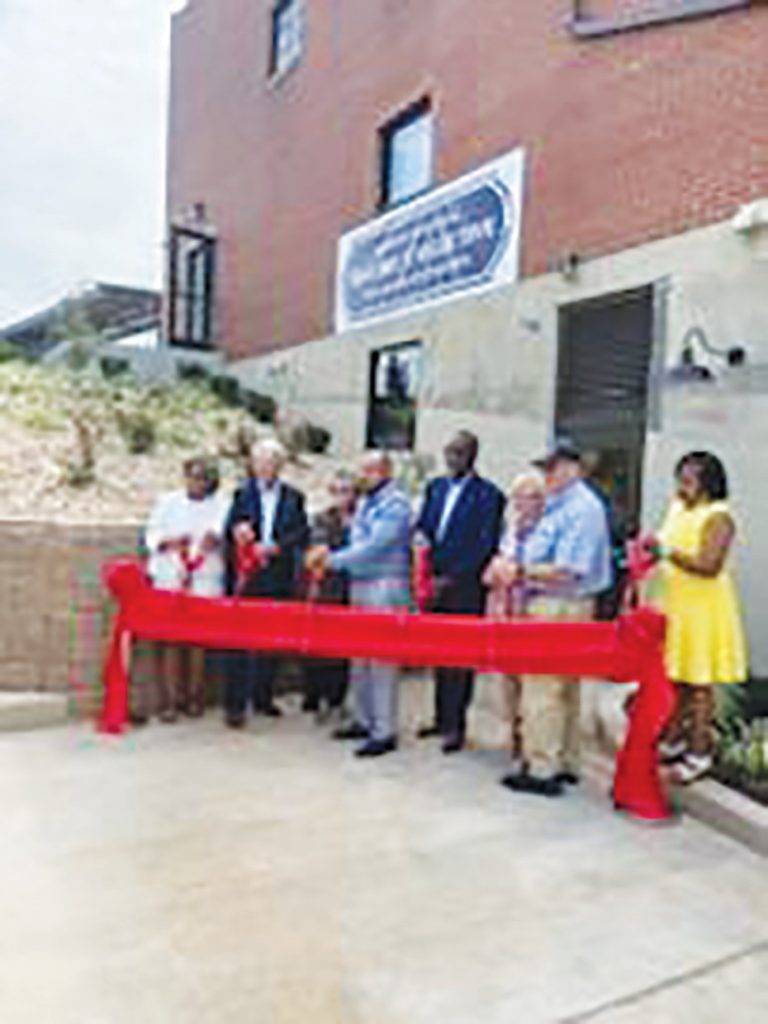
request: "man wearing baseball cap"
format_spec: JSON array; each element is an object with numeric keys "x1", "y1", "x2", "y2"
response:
[{"x1": 502, "y1": 439, "x2": 612, "y2": 797}]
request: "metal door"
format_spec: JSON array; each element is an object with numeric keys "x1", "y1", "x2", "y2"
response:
[{"x1": 555, "y1": 286, "x2": 654, "y2": 536}]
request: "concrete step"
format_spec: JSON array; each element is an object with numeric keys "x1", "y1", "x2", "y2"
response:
[{"x1": 0, "y1": 692, "x2": 69, "y2": 733}]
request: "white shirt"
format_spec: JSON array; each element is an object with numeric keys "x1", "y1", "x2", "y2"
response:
[
  {"x1": 258, "y1": 480, "x2": 281, "y2": 547},
  {"x1": 146, "y1": 489, "x2": 229, "y2": 597},
  {"x1": 436, "y1": 476, "x2": 470, "y2": 542}
]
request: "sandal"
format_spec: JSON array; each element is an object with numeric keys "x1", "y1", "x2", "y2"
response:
[{"x1": 671, "y1": 753, "x2": 712, "y2": 785}]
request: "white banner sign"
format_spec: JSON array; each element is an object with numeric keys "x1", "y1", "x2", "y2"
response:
[{"x1": 335, "y1": 147, "x2": 525, "y2": 331}]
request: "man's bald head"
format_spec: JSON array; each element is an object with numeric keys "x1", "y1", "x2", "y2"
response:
[
  {"x1": 358, "y1": 450, "x2": 393, "y2": 491},
  {"x1": 444, "y1": 430, "x2": 479, "y2": 477}
]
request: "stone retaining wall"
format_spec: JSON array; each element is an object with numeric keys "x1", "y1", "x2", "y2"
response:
[{"x1": 0, "y1": 520, "x2": 141, "y2": 712}]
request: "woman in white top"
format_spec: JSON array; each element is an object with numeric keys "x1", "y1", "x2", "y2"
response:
[{"x1": 144, "y1": 456, "x2": 228, "y2": 721}]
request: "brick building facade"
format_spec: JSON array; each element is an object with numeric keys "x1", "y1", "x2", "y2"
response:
[
  {"x1": 167, "y1": 1, "x2": 768, "y2": 674},
  {"x1": 167, "y1": 0, "x2": 768, "y2": 356}
]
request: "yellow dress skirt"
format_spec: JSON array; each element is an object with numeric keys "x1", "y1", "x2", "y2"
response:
[{"x1": 656, "y1": 499, "x2": 748, "y2": 685}]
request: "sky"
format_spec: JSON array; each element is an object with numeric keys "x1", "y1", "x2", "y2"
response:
[{"x1": 0, "y1": 0, "x2": 186, "y2": 327}]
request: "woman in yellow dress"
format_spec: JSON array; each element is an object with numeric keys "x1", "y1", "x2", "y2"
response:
[{"x1": 650, "y1": 451, "x2": 748, "y2": 784}]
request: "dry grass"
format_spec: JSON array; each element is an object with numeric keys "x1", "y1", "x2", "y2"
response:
[{"x1": 0, "y1": 360, "x2": 344, "y2": 523}]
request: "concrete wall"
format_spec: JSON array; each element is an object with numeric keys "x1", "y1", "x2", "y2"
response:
[
  {"x1": 0, "y1": 521, "x2": 141, "y2": 709},
  {"x1": 230, "y1": 213, "x2": 768, "y2": 672}
]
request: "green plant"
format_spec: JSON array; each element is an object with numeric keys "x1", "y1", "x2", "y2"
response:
[
  {"x1": 239, "y1": 387, "x2": 276, "y2": 424},
  {"x1": 0, "y1": 340, "x2": 24, "y2": 363},
  {"x1": 178, "y1": 362, "x2": 210, "y2": 382},
  {"x1": 100, "y1": 356, "x2": 132, "y2": 379},
  {"x1": 209, "y1": 374, "x2": 241, "y2": 407},
  {"x1": 714, "y1": 684, "x2": 768, "y2": 805},
  {"x1": 116, "y1": 408, "x2": 157, "y2": 454},
  {"x1": 63, "y1": 412, "x2": 97, "y2": 487}
]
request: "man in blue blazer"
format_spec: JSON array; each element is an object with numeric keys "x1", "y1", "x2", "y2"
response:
[{"x1": 415, "y1": 431, "x2": 505, "y2": 752}]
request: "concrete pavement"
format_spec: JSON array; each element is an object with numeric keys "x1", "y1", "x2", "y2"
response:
[{"x1": 1, "y1": 700, "x2": 766, "y2": 1024}]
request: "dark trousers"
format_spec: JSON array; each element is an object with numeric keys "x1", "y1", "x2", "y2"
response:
[
  {"x1": 225, "y1": 578, "x2": 292, "y2": 718},
  {"x1": 225, "y1": 652, "x2": 278, "y2": 717},
  {"x1": 303, "y1": 658, "x2": 349, "y2": 711},
  {"x1": 433, "y1": 582, "x2": 484, "y2": 741},
  {"x1": 435, "y1": 665, "x2": 474, "y2": 742}
]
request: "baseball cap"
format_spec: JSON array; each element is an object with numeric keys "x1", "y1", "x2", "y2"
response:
[{"x1": 532, "y1": 439, "x2": 582, "y2": 470}]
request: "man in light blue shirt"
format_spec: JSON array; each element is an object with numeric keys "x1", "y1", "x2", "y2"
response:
[
  {"x1": 523, "y1": 461, "x2": 613, "y2": 600},
  {"x1": 502, "y1": 441, "x2": 612, "y2": 798},
  {"x1": 310, "y1": 451, "x2": 411, "y2": 757}
]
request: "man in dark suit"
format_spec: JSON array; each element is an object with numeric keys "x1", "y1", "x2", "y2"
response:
[
  {"x1": 415, "y1": 431, "x2": 505, "y2": 752},
  {"x1": 224, "y1": 438, "x2": 309, "y2": 727}
]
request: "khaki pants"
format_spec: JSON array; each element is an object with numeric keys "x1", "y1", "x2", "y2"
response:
[
  {"x1": 501, "y1": 676, "x2": 524, "y2": 760},
  {"x1": 521, "y1": 596, "x2": 595, "y2": 778}
]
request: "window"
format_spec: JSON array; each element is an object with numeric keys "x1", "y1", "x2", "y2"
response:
[
  {"x1": 571, "y1": 0, "x2": 749, "y2": 37},
  {"x1": 379, "y1": 101, "x2": 434, "y2": 208},
  {"x1": 270, "y1": 0, "x2": 305, "y2": 78},
  {"x1": 168, "y1": 226, "x2": 216, "y2": 349},
  {"x1": 366, "y1": 342, "x2": 422, "y2": 450}
]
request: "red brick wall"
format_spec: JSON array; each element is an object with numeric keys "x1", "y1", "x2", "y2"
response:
[{"x1": 167, "y1": 0, "x2": 768, "y2": 358}]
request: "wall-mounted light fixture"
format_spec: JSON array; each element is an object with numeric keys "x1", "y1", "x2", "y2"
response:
[
  {"x1": 556, "y1": 251, "x2": 581, "y2": 282},
  {"x1": 667, "y1": 325, "x2": 747, "y2": 383}
]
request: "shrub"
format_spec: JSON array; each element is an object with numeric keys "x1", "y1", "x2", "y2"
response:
[
  {"x1": 209, "y1": 374, "x2": 241, "y2": 406},
  {"x1": 0, "y1": 340, "x2": 24, "y2": 363},
  {"x1": 100, "y1": 356, "x2": 131, "y2": 379},
  {"x1": 305, "y1": 423, "x2": 331, "y2": 454},
  {"x1": 116, "y1": 409, "x2": 157, "y2": 454},
  {"x1": 178, "y1": 362, "x2": 211, "y2": 383},
  {"x1": 63, "y1": 412, "x2": 97, "y2": 487},
  {"x1": 239, "y1": 388, "x2": 276, "y2": 424}
]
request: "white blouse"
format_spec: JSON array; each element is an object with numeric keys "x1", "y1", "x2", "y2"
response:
[{"x1": 145, "y1": 489, "x2": 229, "y2": 597}]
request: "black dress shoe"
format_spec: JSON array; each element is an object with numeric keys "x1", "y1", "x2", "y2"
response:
[
  {"x1": 225, "y1": 714, "x2": 246, "y2": 729},
  {"x1": 355, "y1": 737, "x2": 398, "y2": 758},
  {"x1": 417, "y1": 724, "x2": 440, "y2": 739},
  {"x1": 333, "y1": 722, "x2": 369, "y2": 741},
  {"x1": 556, "y1": 771, "x2": 580, "y2": 786},
  {"x1": 441, "y1": 736, "x2": 465, "y2": 755},
  {"x1": 257, "y1": 704, "x2": 283, "y2": 718},
  {"x1": 500, "y1": 772, "x2": 564, "y2": 797}
]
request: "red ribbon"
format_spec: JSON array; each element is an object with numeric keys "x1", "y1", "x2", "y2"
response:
[
  {"x1": 412, "y1": 545, "x2": 435, "y2": 612},
  {"x1": 234, "y1": 542, "x2": 266, "y2": 595},
  {"x1": 178, "y1": 541, "x2": 206, "y2": 591},
  {"x1": 99, "y1": 557, "x2": 675, "y2": 821}
]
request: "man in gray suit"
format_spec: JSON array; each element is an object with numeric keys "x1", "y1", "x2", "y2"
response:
[{"x1": 308, "y1": 451, "x2": 412, "y2": 757}]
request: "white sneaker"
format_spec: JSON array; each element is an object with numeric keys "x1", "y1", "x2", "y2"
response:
[{"x1": 672, "y1": 753, "x2": 712, "y2": 785}]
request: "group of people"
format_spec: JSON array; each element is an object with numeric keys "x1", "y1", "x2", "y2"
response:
[{"x1": 142, "y1": 431, "x2": 748, "y2": 794}]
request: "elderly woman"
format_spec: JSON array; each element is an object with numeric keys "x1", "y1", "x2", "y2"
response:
[
  {"x1": 483, "y1": 471, "x2": 546, "y2": 772},
  {"x1": 144, "y1": 456, "x2": 228, "y2": 721},
  {"x1": 648, "y1": 451, "x2": 748, "y2": 784}
]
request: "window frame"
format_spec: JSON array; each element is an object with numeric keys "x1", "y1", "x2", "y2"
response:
[
  {"x1": 569, "y1": 0, "x2": 750, "y2": 38},
  {"x1": 365, "y1": 340, "x2": 422, "y2": 452},
  {"x1": 269, "y1": 0, "x2": 305, "y2": 81},
  {"x1": 378, "y1": 98, "x2": 435, "y2": 211},
  {"x1": 167, "y1": 226, "x2": 216, "y2": 350}
]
